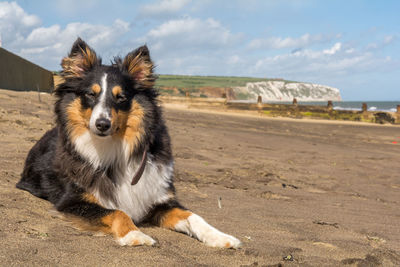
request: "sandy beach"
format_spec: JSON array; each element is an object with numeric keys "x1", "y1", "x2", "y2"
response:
[{"x1": 0, "y1": 89, "x2": 399, "y2": 266}]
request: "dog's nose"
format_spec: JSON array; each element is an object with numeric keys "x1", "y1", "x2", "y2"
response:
[{"x1": 95, "y1": 118, "x2": 111, "y2": 132}]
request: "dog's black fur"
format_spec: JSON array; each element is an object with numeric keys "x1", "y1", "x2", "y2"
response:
[
  {"x1": 16, "y1": 38, "x2": 241, "y2": 248},
  {"x1": 17, "y1": 38, "x2": 178, "y2": 224}
]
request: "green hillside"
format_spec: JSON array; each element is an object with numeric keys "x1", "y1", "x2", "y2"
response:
[
  {"x1": 156, "y1": 75, "x2": 270, "y2": 89},
  {"x1": 155, "y1": 75, "x2": 296, "y2": 98}
]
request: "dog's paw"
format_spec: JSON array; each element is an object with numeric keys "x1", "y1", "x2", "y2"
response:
[
  {"x1": 204, "y1": 232, "x2": 242, "y2": 249},
  {"x1": 117, "y1": 230, "x2": 156, "y2": 246}
]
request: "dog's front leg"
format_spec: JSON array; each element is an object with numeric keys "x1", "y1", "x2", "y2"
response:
[
  {"x1": 153, "y1": 205, "x2": 241, "y2": 248},
  {"x1": 57, "y1": 195, "x2": 156, "y2": 246},
  {"x1": 102, "y1": 210, "x2": 156, "y2": 246}
]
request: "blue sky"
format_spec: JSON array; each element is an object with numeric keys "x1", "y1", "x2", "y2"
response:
[{"x1": 0, "y1": 0, "x2": 399, "y2": 100}]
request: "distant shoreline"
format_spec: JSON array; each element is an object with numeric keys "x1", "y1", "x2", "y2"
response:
[{"x1": 229, "y1": 100, "x2": 400, "y2": 112}]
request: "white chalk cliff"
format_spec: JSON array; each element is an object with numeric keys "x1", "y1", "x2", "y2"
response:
[{"x1": 234, "y1": 81, "x2": 341, "y2": 102}]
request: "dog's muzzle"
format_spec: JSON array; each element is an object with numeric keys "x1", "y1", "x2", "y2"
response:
[{"x1": 94, "y1": 118, "x2": 112, "y2": 136}]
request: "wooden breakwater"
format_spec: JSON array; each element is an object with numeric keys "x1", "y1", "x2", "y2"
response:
[{"x1": 160, "y1": 96, "x2": 400, "y2": 125}]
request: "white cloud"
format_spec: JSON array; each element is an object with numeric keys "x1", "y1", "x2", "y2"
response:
[
  {"x1": 323, "y1": 42, "x2": 341, "y2": 55},
  {"x1": 249, "y1": 42, "x2": 395, "y2": 82},
  {"x1": 18, "y1": 19, "x2": 130, "y2": 68},
  {"x1": 248, "y1": 33, "x2": 337, "y2": 50},
  {"x1": 0, "y1": 2, "x2": 41, "y2": 46},
  {"x1": 26, "y1": 25, "x2": 62, "y2": 46},
  {"x1": 138, "y1": 0, "x2": 190, "y2": 18},
  {"x1": 142, "y1": 17, "x2": 242, "y2": 52},
  {"x1": 0, "y1": 1, "x2": 130, "y2": 69},
  {"x1": 136, "y1": 16, "x2": 245, "y2": 75}
]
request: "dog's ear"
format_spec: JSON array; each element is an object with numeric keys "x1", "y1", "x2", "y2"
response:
[
  {"x1": 61, "y1": 37, "x2": 100, "y2": 79},
  {"x1": 122, "y1": 45, "x2": 155, "y2": 88}
]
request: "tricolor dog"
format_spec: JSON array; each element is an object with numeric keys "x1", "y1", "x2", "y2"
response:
[{"x1": 17, "y1": 38, "x2": 241, "y2": 248}]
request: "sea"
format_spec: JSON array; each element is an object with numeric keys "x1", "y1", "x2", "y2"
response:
[{"x1": 230, "y1": 100, "x2": 399, "y2": 112}]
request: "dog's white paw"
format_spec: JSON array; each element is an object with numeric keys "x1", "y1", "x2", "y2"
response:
[
  {"x1": 204, "y1": 232, "x2": 242, "y2": 249},
  {"x1": 178, "y1": 214, "x2": 242, "y2": 249},
  {"x1": 117, "y1": 230, "x2": 156, "y2": 246}
]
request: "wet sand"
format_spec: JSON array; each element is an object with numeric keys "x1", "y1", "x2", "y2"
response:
[{"x1": 0, "y1": 89, "x2": 400, "y2": 266}]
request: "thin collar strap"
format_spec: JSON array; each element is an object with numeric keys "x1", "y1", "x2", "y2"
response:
[{"x1": 131, "y1": 148, "x2": 148, "y2": 185}]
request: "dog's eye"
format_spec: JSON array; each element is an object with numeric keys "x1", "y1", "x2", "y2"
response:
[
  {"x1": 85, "y1": 92, "x2": 96, "y2": 99},
  {"x1": 115, "y1": 94, "x2": 127, "y2": 103}
]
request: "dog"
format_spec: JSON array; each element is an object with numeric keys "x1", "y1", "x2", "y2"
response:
[{"x1": 16, "y1": 38, "x2": 241, "y2": 248}]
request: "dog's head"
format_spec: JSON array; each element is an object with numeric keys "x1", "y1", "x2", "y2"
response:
[{"x1": 55, "y1": 38, "x2": 157, "y2": 152}]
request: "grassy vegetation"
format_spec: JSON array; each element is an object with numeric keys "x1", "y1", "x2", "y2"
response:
[
  {"x1": 300, "y1": 111, "x2": 333, "y2": 119},
  {"x1": 262, "y1": 109, "x2": 378, "y2": 123},
  {"x1": 155, "y1": 75, "x2": 291, "y2": 89}
]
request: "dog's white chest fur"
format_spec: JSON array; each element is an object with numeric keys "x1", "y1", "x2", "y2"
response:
[
  {"x1": 96, "y1": 160, "x2": 173, "y2": 223},
  {"x1": 74, "y1": 132, "x2": 173, "y2": 223}
]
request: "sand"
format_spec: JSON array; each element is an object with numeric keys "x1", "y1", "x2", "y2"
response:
[{"x1": 0, "y1": 89, "x2": 399, "y2": 266}]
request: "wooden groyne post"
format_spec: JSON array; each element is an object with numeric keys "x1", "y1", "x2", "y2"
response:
[
  {"x1": 361, "y1": 102, "x2": 370, "y2": 121},
  {"x1": 362, "y1": 103, "x2": 368, "y2": 112},
  {"x1": 327, "y1": 100, "x2": 333, "y2": 114},
  {"x1": 396, "y1": 105, "x2": 400, "y2": 124},
  {"x1": 257, "y1": 95, "x2": 262, "y2": 104},
  {"x1": 257, "y1": 95, "x2": 263, "y2": 112}
]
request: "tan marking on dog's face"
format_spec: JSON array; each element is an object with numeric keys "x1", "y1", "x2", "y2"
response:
[
  {"x1": 110, "y1": 108, "x2": 119, "y2": 133},
  {"x1": 111, "y1": 85, "x2": 122, "y2": 98},
  {"x1": 91, "y1": 83, "x2": 101, "y2": 95},
  {"x1": 101, "y1": 210, "x2": 138, "y2": 238},
  {"x1": 66, "y1": 98, "x2": 91, "y2": 141},
  {"x1": 112, "y1": 100, "x2": 144, "y2": 153},
  {"x1": 82, "y1": 193, "x2": 98, "y2": 204},
  {"x1": 160, "y1": 208, "x2": 192, "y2": 229}
]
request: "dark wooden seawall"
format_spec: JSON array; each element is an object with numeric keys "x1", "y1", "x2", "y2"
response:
[{"x1": 0, "y1": 47, "x2": 54, "y2": 92}]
